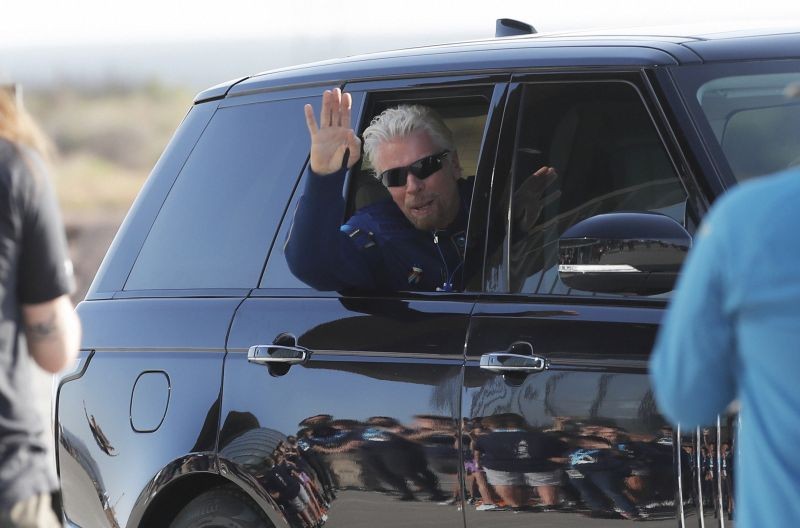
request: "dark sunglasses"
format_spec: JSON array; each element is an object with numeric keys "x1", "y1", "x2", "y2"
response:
[{"x1": 378, "y1": 150, "x2": 450, "y2": 187}]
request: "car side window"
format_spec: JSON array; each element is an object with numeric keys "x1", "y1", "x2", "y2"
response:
[
  {"x1": 489, "y1": 81, "x2": 688, "y2": 296},
  {"x1": 125, "y1": 97, "x2": 312, "y2": 291},
  {"x1": 261, "y1": 87, "x2": 494, "y2": 292}
]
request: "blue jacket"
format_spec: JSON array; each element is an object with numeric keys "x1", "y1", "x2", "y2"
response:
[
  {"x1": 650, "y1": 167, "x2": 800, "y2": 527},
  {"x1": 285, "y1": 167, "x2": 471, "y2": 292}
]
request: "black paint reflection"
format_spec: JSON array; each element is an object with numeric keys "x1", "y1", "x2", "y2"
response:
[
  {"x1": 682, "y1": 418, "x2": 738, "y2": 526},
  {"x1": 224, "y1": 297, "x2": 467, "y2": 526},
  {"x1": 469, "y1": 413, "x2": 563, "y2": 511},
  {"x1": 297, "y1": 414, "x2": 452, "y2": 502},
  {"x1": 219, "y1": 409, "x2": 465, "y2": 527},
  {"x1": 463, "y1": 413, "x2": 675, "y2": 520},
  {"x1": 564, "y1": 422, "x2": 651, "y2": 520},
  {"x1": 84, "y1": 401, "x2": 117, "y2": 457},
  {"x1": 464, "y1": 369, "x2": 680, "y2": 525},
  {"x1": 58, "y1": 425, "x2": 121, "y2": 528},
  {"x1": 700, "y1": 428, "x2": 717, "y2": 514},
  {"x1": 220, "y1": 422, "x2": 329, "y2": 528}
]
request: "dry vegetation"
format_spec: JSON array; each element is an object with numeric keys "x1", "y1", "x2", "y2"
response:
[
  {"x1": 24, "y1": 82, "x2": 195, "y2": 299},
  {"x1": 27, "y1": 82, "x2": 193, "y2": 215}
]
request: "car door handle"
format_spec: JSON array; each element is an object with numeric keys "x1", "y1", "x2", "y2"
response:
[
  {"x1": 479, "y1": 352, "x2": 547, "y2": 373},
  {"x1": 247, "y1": 345, "x2": 309, "y2": 365}
]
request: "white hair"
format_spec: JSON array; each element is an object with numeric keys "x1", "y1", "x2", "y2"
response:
[{"x1": 362, "y1": 105, "x2": 454, "y2": 171}]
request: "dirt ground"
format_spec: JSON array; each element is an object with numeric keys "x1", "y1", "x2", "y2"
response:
[{"x1": 64, "y1": 212, "x2": 126, "y2": 303}]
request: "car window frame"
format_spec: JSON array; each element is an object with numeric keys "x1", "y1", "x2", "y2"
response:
[
  {"x1": 669, "y1": 59, "x2": 800, "y2": 189},
  {"x1": 86, "y1": 102, "x2": 219, "y2": 300},
  {"x1": 479, "y1": 69, "x2": 702, "y2": 303},
  {"x1": 120, "y1": 88, "x2": 329, "y2": 296},
  {"x1": 252, "y1": 73, "x2": 511, "y2": 300}
]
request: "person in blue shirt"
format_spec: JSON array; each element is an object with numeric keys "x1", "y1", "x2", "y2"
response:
[
  {"x1": 285, "y1": 88, "x2": 471, "y2": 292},
  {"x1": 650, "y1": 82, "x2": 800, "y2": 525},
  {"x1": 286, "y1": 88, "x2": 558, "y2": 293}
]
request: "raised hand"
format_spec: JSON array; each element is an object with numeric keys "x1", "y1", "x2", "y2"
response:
[
  {"x1": 304, "y1": 88, "x2": 362, "y2": 175},
  {"x1": 513, "y1": 166, "x2": 561, "y2": 231}
]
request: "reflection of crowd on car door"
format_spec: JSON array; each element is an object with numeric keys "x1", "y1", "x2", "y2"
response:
[{"x1": 228, "y1": 403, "x2": 689, "y2": 525}]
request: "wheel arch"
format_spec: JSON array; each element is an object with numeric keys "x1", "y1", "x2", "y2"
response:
[{"x1": 126, "y1": 454, "x2": 289, "y2": 528}]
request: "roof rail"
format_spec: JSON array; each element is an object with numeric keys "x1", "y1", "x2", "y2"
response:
[{"x1": 496, "y1": 18, "x2": 536, "y2": 38}]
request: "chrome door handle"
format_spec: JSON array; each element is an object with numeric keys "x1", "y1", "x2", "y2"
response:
[
  {"x1": 247, "y1": 345, "x2": 309, "y2": 365},
  {"x1": 479, "y1": 352, "x2": 547, "y2": 373}
]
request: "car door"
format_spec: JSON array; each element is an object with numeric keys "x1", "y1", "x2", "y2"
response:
[
  {"x1": 221, "y1": 78, "x2": 508, "y2": 528},
  {"x1": 461, "y1": 72, "x2": 706, "y2": 527},
  {"x1": 57, "y1": 92, "x2": 316, "y2": 527}
]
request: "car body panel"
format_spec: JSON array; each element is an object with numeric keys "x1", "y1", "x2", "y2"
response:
[
  {"x1": 222, "y1": 296, "x2": 471, "y2": 528},
  {"x1": 58, "y1": 299, "x2": 240, "y2": 527}
]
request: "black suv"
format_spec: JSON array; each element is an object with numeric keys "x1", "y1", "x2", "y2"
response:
[{"x1": 56, "y1": 25, "x2": 800, "y2": 528}]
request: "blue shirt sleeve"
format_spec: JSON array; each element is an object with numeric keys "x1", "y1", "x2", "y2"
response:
[
  {"x1": 284, "y1": 166, "x2": 379, "y2": 291},
  {"x1": 649, "y1": 203, "x2": 738, "y2": 428}
]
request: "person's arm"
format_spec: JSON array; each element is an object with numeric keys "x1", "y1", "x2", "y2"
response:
[
  {"x1": 285, "y1": 88, "x2": 381, "y2": 291},
  {"x1": 649, "y1": 202, "x2": 738, "y2": 428},
  {"x1": 22, "y1": 294, "x2": 81, "y2": 373},
  {"x1": 284, "y1": 167, "x2": 382, "y2": 291},
  {"x1": 16, "y1": 148, "x2": 82, "y2": 373}
]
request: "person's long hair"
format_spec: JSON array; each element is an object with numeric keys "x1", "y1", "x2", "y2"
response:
[{"x1": 0, "y1": 87, "x2": 53, "y2": 161}]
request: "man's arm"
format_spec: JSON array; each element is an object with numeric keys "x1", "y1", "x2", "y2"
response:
[
  {"x1": 285, "y1": 167, "x2": 381, "y2": 291},
  {"x1": 285, "y1": 88, "x2": 381, "y2": 291},
  {"x1": 22, "y1": 294, "x2": 81, "y2": 373}
]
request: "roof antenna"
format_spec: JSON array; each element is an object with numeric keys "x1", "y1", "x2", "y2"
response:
[{"x1": 496, "y1": 18, "x2": 536, "y2": 38}]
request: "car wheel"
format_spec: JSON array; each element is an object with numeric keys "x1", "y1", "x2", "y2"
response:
[{"x1": 170, "y1": 485, "x2": 274, "y2": 528}]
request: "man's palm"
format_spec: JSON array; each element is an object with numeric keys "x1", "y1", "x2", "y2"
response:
[{"x1": 304, "y1": 88, "x2": 361, "y2": 175}]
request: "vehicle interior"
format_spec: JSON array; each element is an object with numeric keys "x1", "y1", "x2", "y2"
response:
[
  {"x1": 698, "y1": 72, "x2": 800, "y2": 180},
  {"x1": 507, "y1": 81, "x2": 688, "y2": 294}
]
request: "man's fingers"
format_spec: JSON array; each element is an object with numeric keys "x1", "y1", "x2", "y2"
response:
[
  {"x1": 531, "y1": 166, "x2": 559, "y2": 187},
  {"x1": 320, "y1": 89, "x2": 333, "y2": 127},
  {"x1": 330, "y1": 88, "x2": 342, "y2": 127},
  {"x1": 304, "y1": 104, "x2": 318, "y2": 136},
  {"x1": 317, "y1": 88, "x2": 353, "y2": 130},
  {"x1": 341, "y1": 91, "x2": 352, "y2": 129},
  {"x1": 347, "y1": 130, "x2": 361, "y2": 152},
  {"x1": 346, "y1": 131, "x2": 362, "y2": 167}
]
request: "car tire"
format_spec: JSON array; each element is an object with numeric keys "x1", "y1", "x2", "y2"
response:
[{"x1": 170, "y1": 485, "x2": 274, "y2": 528}]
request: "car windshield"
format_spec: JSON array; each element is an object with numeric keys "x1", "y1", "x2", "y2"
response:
[{"x1": 673, "y1": 61, "x2": 800, "y2": 184}]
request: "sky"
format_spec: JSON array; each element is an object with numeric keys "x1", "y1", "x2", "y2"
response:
[
  {"x1": 2, "y1": 0, "x2": 799, "y2": 89},
  {"x1": 3, "y1": 0, "x2": 800, "y2": 48}
]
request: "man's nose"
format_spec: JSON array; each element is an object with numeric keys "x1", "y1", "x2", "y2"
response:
[{"x1": 405, "y1": 173, "x2": 424, "y2": 193}]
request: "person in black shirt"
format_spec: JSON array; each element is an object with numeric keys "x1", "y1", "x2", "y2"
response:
[
  {"x1": 473, "y1": 413, "x2": 565, "y2": 510},
  {"x1": 0, "y1": 87, "x2": 81, "y2": 527}
]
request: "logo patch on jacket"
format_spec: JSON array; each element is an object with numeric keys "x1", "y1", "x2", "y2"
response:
[{"x1": 408, "y1": 266, "x2": 423, "y2": 285}]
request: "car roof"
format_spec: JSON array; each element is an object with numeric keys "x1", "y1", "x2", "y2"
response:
[{"x1": 196, "y1": 24, "x2": 800, "y2": 103}]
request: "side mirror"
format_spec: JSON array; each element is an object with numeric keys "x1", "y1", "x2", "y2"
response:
[{"x1": 558, "y1": 212, "x2": 691, "y2": 296}]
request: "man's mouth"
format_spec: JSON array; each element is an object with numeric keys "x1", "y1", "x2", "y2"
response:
[{"x1": 409, "y1": 199, "x2": 435, "y2": 216}]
